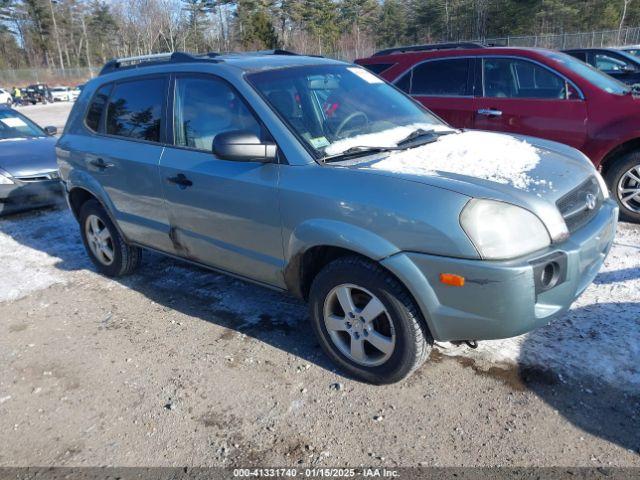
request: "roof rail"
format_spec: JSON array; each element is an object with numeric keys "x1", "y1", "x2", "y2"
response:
[
  {"x1": 99, "y1": 51, "x2": 220, "y2": 76},
  {"x1": 237, "y1": 49, "x2": 300, "y2": 56},
  {"x1": 372, "y1": 42, "x2": 486, "y2": 57}
]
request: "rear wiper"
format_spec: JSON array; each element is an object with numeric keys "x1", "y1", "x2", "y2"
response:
[
  {"x1": 396, "y1": 128, "x2": 456, "y2": 147},
  {"x1": 321, "y1": 145, "x2": 401, "y2": 163}
]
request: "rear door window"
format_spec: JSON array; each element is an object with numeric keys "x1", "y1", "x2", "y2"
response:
[
  {"x1": 85, "y1": 84, "x2": 112, "y2": 133},
  {"x1": 483, "y1": 57, "x2": 567, "y2": 99},
  {"x1": 106, "y1": 77, "x2": 166, "y2": 142},
  {"x1": 409, "y1": 58, "x2": 471, "y2": 96}
]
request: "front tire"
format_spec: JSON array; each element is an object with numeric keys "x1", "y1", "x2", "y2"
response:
[
  {"x1": 605, "y1": 151, "x2": 640, "y2": 223},
  {"x1": 309, "y1": 256, "x2": 432, "y2": 384},
  {"x1": 79, "y1": 199, "x2": 141, "y2": 277}
]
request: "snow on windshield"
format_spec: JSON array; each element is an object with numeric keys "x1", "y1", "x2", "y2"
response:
[
  {"x1": 323, "y1": 122, "x2": 454, "y2": 156},
  {"x1": 369, "y1": 130, "x2": 541, "y2": 190}
]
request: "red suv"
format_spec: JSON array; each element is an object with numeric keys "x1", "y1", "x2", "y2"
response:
[{"x1": 356, "y1": 43, "x2": 640, "y2": 222}]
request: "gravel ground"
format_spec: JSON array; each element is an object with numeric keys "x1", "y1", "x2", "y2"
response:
[{"x1": 0, "y1": 103, "x2": 639, "y2": 467}]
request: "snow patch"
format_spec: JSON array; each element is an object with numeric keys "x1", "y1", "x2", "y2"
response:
[
  {"x1": 0, "y1": 208, "x2": 88, "y2": 302},
  {"x1": 369, "y1": 130, "x2": 542, "y2": 190}
]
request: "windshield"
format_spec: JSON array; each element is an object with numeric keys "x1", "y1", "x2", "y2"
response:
[
  {"x1": 247, "y1": 64, "x2": 450, "y2": 158},
  {"x1": 0, "y1": 109, "x2": 46, "y2": 139},
  {"x1": 546, "y1": 51, "x2": 629, "y2": 95}
]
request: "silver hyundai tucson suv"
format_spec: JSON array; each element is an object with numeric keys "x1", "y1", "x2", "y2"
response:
[{"x1": 56, "y1": 51, "x2": 617, "y2": 384}]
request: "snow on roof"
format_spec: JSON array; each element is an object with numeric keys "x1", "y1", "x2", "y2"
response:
[{"x1": 368, "y1": 130, "x2": 542, "y2": 190}]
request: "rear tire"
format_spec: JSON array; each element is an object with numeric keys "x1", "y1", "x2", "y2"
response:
[
  {"x1": 79, "y1": 199, "x2": 141, "y2": 277},
  {"x1": 605, "y1": 151, "x2": 640, "y2": 223},
  {"x1": 309, "y1": 256, "x2": 432, "y2": 384}
]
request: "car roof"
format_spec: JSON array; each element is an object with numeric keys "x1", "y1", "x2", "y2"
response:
[
  {"x1": 97, "y1": 51, "x2": 345, "y2": 79},
  {"x1": 358, "y1": 46, "x2": 559, "y2": 62}
]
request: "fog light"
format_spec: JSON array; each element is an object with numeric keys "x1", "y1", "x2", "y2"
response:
[{"x1": 540, "y1": 262, "x2": 560, "y2": 289}]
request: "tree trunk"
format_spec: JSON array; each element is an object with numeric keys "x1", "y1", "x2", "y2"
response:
[{"x1": 48, "y1": 0, "x2": 65, "y2": 70}]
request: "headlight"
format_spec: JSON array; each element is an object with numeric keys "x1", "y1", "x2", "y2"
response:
[
  {"x1": 595, "y1": 171, "x2": 609, "y2": 199},
  {"x1": 460, "y1": 199, "x2": 551, "y2": 259},
  {"x1": 0, "y1": 172, "x2": 14, "y2": 185}
]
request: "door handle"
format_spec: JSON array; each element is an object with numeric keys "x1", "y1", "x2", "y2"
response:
[
  {"x1": 89, "y1": 158, "x2": 114, "y2": 169},
  {"x1": 477, "y1": 108, "x2": 503, "y2": 117},
  {"x1": 167, "y1": 173, "x2": 193, "y2": 188}
]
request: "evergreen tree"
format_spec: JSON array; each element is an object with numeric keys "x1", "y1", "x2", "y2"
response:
[{"x1": 377, "y1": 0, "x2": 407, "y2": 47}]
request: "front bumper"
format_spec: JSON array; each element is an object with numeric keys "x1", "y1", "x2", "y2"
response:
[
  {"x1": 0, "y1": 179, "x2": 64, "y2": 215},
  {"x1": 382, "y1": 199, "x2": 618, "y2": 341}
]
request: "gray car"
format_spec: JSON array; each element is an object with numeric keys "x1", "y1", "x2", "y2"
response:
[
  {"x1": 56, "y1": 51, "x2": 617, "y2": 383},
  {"x1": 0, "y1": 106, "x2": 61, "y2": 215}
]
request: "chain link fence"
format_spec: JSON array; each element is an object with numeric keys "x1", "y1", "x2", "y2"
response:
[
  {"x1": 484, "y1": 26, "x2": 640, "y2": 49},
  {"x1": 0, "y1": 67, "x2": 99, "y2": 87},
  {"x1": 3, "y1": 25, "x2": 640, "y2": 85}
]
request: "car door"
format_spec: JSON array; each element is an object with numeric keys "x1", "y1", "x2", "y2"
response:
[
  {"x1": 158, "y1": 73, "x2": 284, "y2": 287},
  {"x1": 473, "y1": 56, "x2": 588, "y2": 150},
  {"x1": 394, "y1": 57, "x2": 476, "y2": 128},
  {"x1": 79, "y1": 76, "x2": 173, "y2": 252}
]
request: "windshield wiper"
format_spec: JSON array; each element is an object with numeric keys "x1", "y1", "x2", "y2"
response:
[
  {"x1": 395, "y1": 128, "x2": 457, "y2": 147},
  {"x1": 321, "y1": 145, "x2": 401, "y2": 163}
]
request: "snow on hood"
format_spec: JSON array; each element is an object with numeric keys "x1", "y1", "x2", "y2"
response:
[
  {"x1": 324, "y1": 122, "x2": 456, "y2": 156},
  {"x1": 368, "y1": 130, "x2": 542, "y2": 191}
]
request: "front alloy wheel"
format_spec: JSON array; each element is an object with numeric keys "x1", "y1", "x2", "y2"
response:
[
  {"x1": 323, "y1": 284, "x2": 396, "y2": 367},
  {"x1": 309, "y1": 256, "x2": 432, "y2": 384},
  {"x1": 606, "y1": 151, "x2": 640, "y2": 223},
  {"x1": 617, "y1": 165, "x2": 640, "y2": 215}
]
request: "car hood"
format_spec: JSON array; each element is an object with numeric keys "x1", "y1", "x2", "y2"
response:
[
  {"x1": 341, "y1": 130, "x2": 598, "y2": 241},
  {"x1": 0, "y1": 136, "x2": 58, "y2": 176}
]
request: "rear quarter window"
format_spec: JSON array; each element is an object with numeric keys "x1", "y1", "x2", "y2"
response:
[
  {"x1": 105, "y1": 77, "x2": 166, "y2": 142},
  {"x1": 85, "y1": 84, "x2": 113, "y2": 133}
]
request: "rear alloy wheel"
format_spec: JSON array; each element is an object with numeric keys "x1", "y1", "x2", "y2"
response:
[
  {"x1": 85, "y1": 214, "x2": 115, "y2": 266},
  {"x1": 309, "y1": 256, "x2": 432, "y2": 384},
  {"x1": 79, "y1": 199, "x2": 141, "y2": 277},
  {"x1": 606, "y1": 151, "x2": 640, "y2": 222}
]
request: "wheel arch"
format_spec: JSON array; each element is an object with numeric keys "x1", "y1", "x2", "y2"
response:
[
  {"x1": 67, "y1": 186, "x2": 128, "y2": 241},
  {"x1": 283, "y1": 219, "x2": 402, "y2": 299},
  {"x1": 600, "y1": 137, "x2": 640, "y2": 178}
]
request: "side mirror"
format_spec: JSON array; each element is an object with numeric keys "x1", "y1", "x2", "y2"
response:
[
  {"x1": 212, "y1": 130, "x2": 276, "y2": 163},
  {"x1": 44, "y1": 126, "x2": 57, "y2": 136}
]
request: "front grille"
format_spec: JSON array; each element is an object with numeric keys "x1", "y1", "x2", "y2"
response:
[
  {"x1": 15, "y1": 171, "x2": 59, "y2": 182},
  {"x1": 556, "y1": 176, "x2": 603, "y2": 233}
]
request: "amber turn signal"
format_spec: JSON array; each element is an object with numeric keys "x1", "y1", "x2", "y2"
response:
[{"x1": 439, "y1": 273, "x2": 465, "y2": 287}]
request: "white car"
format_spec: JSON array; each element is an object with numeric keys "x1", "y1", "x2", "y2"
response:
[
  {"x1": 50, "y1": 86, "x2": 72, "y2": 102},
  {"x1": 69, "y1": 86, "x2": 81, "y2": 101},
  {"x1": 0, "y1": 88, "x2": 12, "y2": 106}
]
